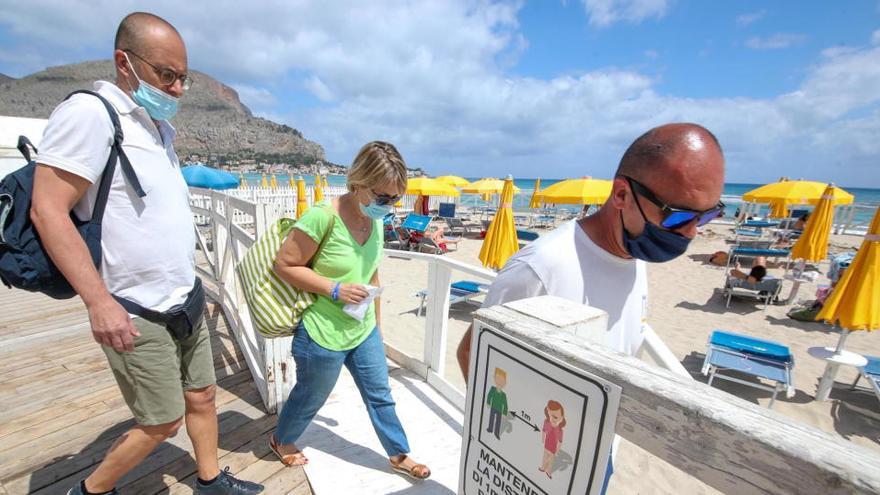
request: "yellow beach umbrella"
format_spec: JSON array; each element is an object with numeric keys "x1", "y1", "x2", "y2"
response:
[
  {"x1": 314, "y1": 175, "x2": 324, "y2": 203},
  {"x1": 812, "y1": 207, "x2": 880, "y2": 400},
  {"x1": 462, "y1": 178, "x2": 521, "y2": 195},
  {"x1": 260, "y1": 173, "x2": 269, "y2": 188},
  {"x1": 791, "y1": 184, "x2": 837, "y2": 262},
  {"x1": 528, "y1": 178, "x2": 542, "y2": 209},
  {"x1": 535, "y1": 177, "x2": 613, "y2": 205},
  {"x1": 239, "y1": 174, "x2": 248, "y2": 189},
  {"x1": 479, "y1": 176, "x2": 519, "y2": 270},
  {"x1": 436, "y1": 175, "x2": 470, "y2": 188},
  {"x1": 270, "y1": 174, "x2": 278, "y2": 189},
  {"x1": 322, "y1": 175, "x2": 329, "y2": 189},
  {"x1": 296, "y1": 176, "x2": 308, "y2": 219},
  {"x1": 743, "y1": 180, "x2": 853, "y2": 209},
  {"x1": 817, "y1": 206, "x2": 880, "y2": 331},
  {"x1": 289, "y1": 176, "x2": 296, "y2": 189},
  {"x1": 406, "y1": 177, "x2": 460, "y2": 197}
]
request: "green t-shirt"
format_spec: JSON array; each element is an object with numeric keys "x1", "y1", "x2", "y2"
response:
[{"x1": 295, "y1": 201, "x2": 382, "y2": 351}]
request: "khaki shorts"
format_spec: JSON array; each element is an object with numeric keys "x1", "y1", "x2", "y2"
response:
[{"x1": 103, "y1": 316, "x2": 216, "y2": 426}]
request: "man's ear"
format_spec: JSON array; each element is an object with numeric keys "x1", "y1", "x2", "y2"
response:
[
  {"x1": 114, "y1": 49, "x2": 131, "y2": 77},
  {"x1": 609, "y1": 176, "x2": 629, "y2": 209}
]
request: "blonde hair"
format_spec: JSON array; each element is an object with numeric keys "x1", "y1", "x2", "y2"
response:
[
  {"x1": 347, "y1": 141, "x2": 408, "y2": 194},
  {"x1": 494, "y1": 368, "x2": 507, "y2": 380}
]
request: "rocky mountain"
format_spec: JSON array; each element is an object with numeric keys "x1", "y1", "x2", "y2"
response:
[{"x1": 0, "y1": 61, "x2": 325, "y2": 164}]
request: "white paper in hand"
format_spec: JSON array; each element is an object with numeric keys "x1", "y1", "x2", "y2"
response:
[{"x1": 343, "y1": 285, "x2": 384, "y2": 321}]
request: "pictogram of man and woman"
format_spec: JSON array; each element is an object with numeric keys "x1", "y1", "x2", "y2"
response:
[{"x1": 485, "y1": 367, "x2": 567, "y2": 479}]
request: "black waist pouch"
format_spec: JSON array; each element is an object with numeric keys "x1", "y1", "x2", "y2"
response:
[{"x1": 114, "y1": 278, "x2": 206, "y2": 341}]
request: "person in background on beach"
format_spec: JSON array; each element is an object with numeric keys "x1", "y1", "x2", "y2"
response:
[
  {"x1": 271, "y1": 141, "x2": 431, "y2": 480},
  {"x1": 457, "y1": 122, "x2": 725, "y2": 493},
  {"x1": 30, "y1": 12, "x2": 263, "y2": 495},
  {"x1": 729, "y1": 256, "x2": 767, "y2": 283}
]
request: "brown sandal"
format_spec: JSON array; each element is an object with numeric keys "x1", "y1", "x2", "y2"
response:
[
  {"x1": 270, "y1": 435, "x2": 308, "y2": 466},
  {"x1": 390, "y1": 454, "x2": 431, "y2": 480}
]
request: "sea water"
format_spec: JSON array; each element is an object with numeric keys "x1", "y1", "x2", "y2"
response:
[{"x1": 240, "y1": 173, "x2": 879, "y2": 227}]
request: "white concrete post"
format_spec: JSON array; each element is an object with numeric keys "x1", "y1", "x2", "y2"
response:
[{"x1": 423, "y1": 260, "x2": 452, "y2": 376}]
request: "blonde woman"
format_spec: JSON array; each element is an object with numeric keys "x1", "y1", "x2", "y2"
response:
[{"x1": 269, "y1": 141, "x2": 430, "y2": 480}]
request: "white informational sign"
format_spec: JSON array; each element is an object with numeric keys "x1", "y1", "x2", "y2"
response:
[{"x1": 460, "y1": 322, "x2": 622, "y2": 495}]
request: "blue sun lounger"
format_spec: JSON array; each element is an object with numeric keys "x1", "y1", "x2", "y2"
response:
[
  {"x1": 850, "y1": 355, "x2": 880, "y2": 405},
  {"x1": 701, "y1": 330, "x2": 795, "y2": 408},
  {"x1": 415, "y1": 280, "x2": 489, "y2": 316}
]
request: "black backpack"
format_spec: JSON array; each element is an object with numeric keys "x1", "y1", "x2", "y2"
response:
[{"x1": 0, "y1": 90, "x2": 144, "y2": 299}]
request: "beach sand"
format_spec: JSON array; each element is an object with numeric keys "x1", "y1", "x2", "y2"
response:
[{"x1": 377, "y1": 220, "x2": 878, "y2": 494}]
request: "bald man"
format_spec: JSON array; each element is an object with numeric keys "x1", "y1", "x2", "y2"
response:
[
  {"x1": 31, "y1": 12, "x2": 262, "y2": 495},
  {"x1": 455, "y1": 123, "x2": 725, "y2": 492}
]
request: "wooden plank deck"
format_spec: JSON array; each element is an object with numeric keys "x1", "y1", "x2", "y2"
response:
[
  {"x1": 0, "y1": 287, "x2": 312, "y2": 495},
  {"x1": 0, "y1": 284, "x2": 464, "y2": 495}
]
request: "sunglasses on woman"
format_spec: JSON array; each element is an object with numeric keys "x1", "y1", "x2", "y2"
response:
[
  {"x1": 621, "y1": 175, "x2": 725, "y2": 230},
  {"x1": 369, "y1": 189, "x2": 402, "y2": 206}
]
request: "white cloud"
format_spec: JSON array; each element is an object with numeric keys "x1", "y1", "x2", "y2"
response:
[
  {"x1": 0, "y1": 1, "x2": 878, "y2": 186},
  {"x1": 580, "y1": 0, "x2": 671, "y2": 28},
  {"x1": 745, "y1": 33, "x2": 807, "y2": 50},
  {"x1": 231, "y1": 84, "x2": 277, "y2": 111},
  {"x1": 872, "y1": 29, "x2": 880, "y2": 46},
  {"x1": 644, "y1": 49, "x2": 658, "y2": 59},
  {"x1": 736, "y1": 10, "x2": 766, "y2": 27}
]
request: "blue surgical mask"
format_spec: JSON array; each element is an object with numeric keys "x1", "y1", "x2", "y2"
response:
[
  {"x1": 360, "y1": 201, "x2": 393, "y2": 220},
  {"x1": 125, "y1": 53, "x2": 179, "y2": 120},
  {"x1": 621, "y1": 211, "x2": 692, "y2": 263}
]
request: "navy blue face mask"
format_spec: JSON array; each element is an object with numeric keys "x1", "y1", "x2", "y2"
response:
[{"x1": 620, "y1": 210, "x2": 692, "y2": 263}]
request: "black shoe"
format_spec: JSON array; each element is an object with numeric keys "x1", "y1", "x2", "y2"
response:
[
  {"x1": 67, "y1": 481, "x2": 118, "y2": 495},
  {"x1": 193, "y1": 467, "x2": 264, "y2": 494}
]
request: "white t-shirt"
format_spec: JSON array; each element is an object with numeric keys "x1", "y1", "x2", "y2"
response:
[
  {"x1": 36, "y1": 81, "x2": 195, "y2": 311},
  {"x1": 483, "y1": 220, "x2": 648, "y2": 356}
]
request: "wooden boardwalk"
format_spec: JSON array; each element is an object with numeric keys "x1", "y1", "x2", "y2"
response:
[
  {"x1": 0, "y1": 287, "x2": 312, "y2": 495},
  {"x1": 0, "y1": 285, "x2": 464, "y2": 495}
]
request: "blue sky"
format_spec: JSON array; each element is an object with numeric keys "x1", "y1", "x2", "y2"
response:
[{"x1": 1, "y1": 1, "x2": 879, "y2": 187}]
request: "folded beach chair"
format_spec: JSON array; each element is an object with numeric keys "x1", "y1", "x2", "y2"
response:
[
  {"x1": 701, "y1": 330, "x2": 795, "y2": 408},
  {"x1": 723, "y1": 276, "x2": 783, "y2": 313},
  {"x1": 415, "y1": 280, "x2": 490, "y2": 316},
  {"x1": 850, "y1": 355, "x2": 880, "y2": 405}
]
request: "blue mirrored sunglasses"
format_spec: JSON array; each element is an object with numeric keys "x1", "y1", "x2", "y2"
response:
[{"x1": 623, "y1": 176, "x2": 725, "y2": 230}]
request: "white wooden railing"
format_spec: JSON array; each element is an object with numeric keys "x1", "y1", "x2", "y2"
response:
[
  {"x1": 189, "y1": 187, "x2": 691, "y2": 413},
  {"x1": 737, "y1": 201, "x2": 876, "y2": 235}
]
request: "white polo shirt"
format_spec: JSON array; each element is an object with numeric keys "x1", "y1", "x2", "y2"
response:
[
  {"x1": 482, "y1": 220, "x2": 649, "y2": 356},
  {"x1": 36, "y1": 81, "x2": 195, "y2": 311}
]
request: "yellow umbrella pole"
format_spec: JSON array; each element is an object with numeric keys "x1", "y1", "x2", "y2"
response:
[{"x1": 314, "y1": 175, "x2": 324, "y2": 203}]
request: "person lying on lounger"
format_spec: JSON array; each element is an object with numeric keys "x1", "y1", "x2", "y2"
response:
[{"x1": 728, "y1": 256, "x2": 767, "y2": 284}]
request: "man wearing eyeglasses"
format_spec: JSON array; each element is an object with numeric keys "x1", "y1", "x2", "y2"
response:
[
  {"x1": 456, "y1": 122, "x2": 724, "y2": 492},
  {"x1": 31, "y1": 12, "x2": 262, "y2": 495}
]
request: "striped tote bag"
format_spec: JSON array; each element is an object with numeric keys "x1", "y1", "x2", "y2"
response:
[{"x1": 236, "y1": 211, "x2": 334, "y2": 338}]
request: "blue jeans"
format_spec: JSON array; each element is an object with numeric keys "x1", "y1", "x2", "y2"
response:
[{"x1": 274, "y1": 325, "x2": 410, "y2": 457}]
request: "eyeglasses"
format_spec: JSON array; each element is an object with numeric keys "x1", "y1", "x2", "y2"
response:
[
  {"x1": 621, "y1": 175, "x2": 725, "y2": 230},
  {"x1": 124, "y1": 49, "x2": 193, "y2": 91},
  {"x1": 370, "y1": 189, "x2": 402, "y2": 206}
]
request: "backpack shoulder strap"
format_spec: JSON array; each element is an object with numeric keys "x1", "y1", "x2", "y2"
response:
[{"x1": 63, "y1": 90, "x2": 146, "y2": 224}]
